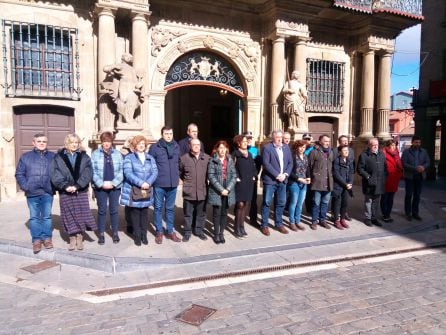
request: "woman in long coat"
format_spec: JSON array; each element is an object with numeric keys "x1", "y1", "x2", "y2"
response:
[
  {"x1": 380, "y1": 139, "x2": 403, "y2": 222},
  {"x1": 120, "y1": 135, "x2": 158, "y2": 246},
  {"x1": 51, "y1": 133, "x2": 97, "y2": 251},
  {"x1": 208, "y1": 140, "x2": 237, "y2": 244},
  {"x1": 232, "y1": 134, "x2": 257, "y2": 238}
]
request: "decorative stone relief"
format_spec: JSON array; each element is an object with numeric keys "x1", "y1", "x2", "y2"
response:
[
  {"x1": 229, "y1": 39, "x2": 260, "y2": 71},
  {"x1": 360, "y1": 35, "x2": 395, "y2": 52},
  {"x1": 177, "y1": 40, "x2": 187, "y2": 54},
  {"x1": 151, "y1": 27, "x2": 186, "y2": 57},
  {"x1": 228, "y1": 46, "x2": 239, "y2": 59},
  {"x1": 245, "y1": 72, "x2": 255, "y2": 82},
  {"x1": 202, "y1": 35, "x2": 215, "y2": 49},
  {"x1": 157, "y1": 61, "x2": 169, "y2": 74}
]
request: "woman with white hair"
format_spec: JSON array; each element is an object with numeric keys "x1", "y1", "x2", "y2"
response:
[{"x1": 51, "y1": 133, "x2": 96, "y2": 250}]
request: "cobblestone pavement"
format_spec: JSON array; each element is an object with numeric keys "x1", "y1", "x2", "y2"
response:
[{"x1": 1, "y1": 252, "x2": 445, "y2": 335}]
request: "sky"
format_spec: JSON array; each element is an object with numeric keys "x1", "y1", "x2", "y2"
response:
[{"x1": 391, "y1": 24, "x2": 421, "y2": 94}]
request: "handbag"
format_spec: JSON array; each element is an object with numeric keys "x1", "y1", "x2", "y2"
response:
[{"x1": 131, "y1": 185, "x2": 152, "y2": 201}]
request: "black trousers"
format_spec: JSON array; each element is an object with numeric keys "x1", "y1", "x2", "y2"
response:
[
  {"x1": 183, "y1": 199, "x2": 206, "y2": 236},
  {"x1": 213, "y1": 197, "x2": 229, "y2": 237},
  {"x1": 129, "y1": 207, "x2": 148, "y2": 242},
  {"x1": 332, "y1": 189, "x2": 349, "y2": 220}
]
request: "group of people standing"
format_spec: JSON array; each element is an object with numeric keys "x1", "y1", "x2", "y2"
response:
[{"x1": 15, "y1": 123, "x2": 430, "y2": 254}]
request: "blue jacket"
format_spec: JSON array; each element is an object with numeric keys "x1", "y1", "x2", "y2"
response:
[
  {"x1": 91, "y1": 146, "x2": 124, "y2": 189},
  {"x1": 148, "y1": 139, "x2": 180, "y2": 188},
  {"x1": 15, "y1": 148, "x2": 55, "y2": 197},
  {"x1": 120, "y1": 152, "x2": 158, "y2": 208},
  {"x1": 261, "y1": 142, "x2": 293, "y2": 185},
  {"x1": 401, "y1": 146, "x2": 430, "y2": 180}
]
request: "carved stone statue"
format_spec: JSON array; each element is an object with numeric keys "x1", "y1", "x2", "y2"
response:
[
  {"x1": 283, "y1": 70, "x2": 307, "y2": 131},
  {"x1": 100, "y1": 53, "x2": 145, "y2": 127}
]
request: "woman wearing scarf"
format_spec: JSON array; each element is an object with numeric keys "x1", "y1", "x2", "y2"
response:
[
  {"x1": 51, "y1": 133, "x2": 97, "y2": 251},
  {"x1": 208, "y1": 140, "x2": 237, "y2": 244},
  {"x1": 381, "y1": 139, "x2": 403, "y2": 222}
]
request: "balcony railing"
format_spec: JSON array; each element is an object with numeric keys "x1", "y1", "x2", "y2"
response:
[{"x1": 333, "y1": 0, "x2": 423, "y2": 18}]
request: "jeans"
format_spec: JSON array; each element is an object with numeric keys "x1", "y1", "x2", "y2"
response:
[
  {"x1": 94, "y1": 188, "x2": 120, "y2": 234},
  {"x1": 261, "y1": 182, "x2": 286, "y2": 228},
  {"x1": 153, "y1": 187, "x2": 177, "y2": 234},
  {"x1": 380, "y1": 192, "x2": 395, "y2": 218},
  {"x1": 27, "y1": 194, "x2": 53, "y2": 242},
  {"x1": 364, "y1": 194, "x2": 380, "y2": 220},
  {"x1": 183, "y1": 199, "x2": 206, "y2": 236},
  {"x1": 288, "y1": 182, "x2": 307, "y2": 224},
  {"x1": 405, "y1": 175, "x2": 423, "y2": 216},
  {"x1": 312, "y1": 190, "x2": 331, "y2": 223}
]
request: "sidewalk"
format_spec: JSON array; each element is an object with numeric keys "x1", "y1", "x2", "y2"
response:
[{"x1": 0, "y1": 181, "x2": 446, "y2": 300}]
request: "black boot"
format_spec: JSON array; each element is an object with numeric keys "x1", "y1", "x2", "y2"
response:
[
  {"x1": 213, "y1": 224, "x2": 221, "y2": 244},
  {"x1": 240, "y1": 222, "x2": 247, "y2": 236}
]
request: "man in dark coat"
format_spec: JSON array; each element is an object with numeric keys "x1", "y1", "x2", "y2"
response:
[
  {"x1": 357, "y1": 137, "x2": 387, "y2": 227},
  {"x1": 178, "y1": 123, "x2": 205, "y2": 156},
  {"x1": 15, "y1": 133, "x2": 55, "y2": 254},
  {"x1": 148, "y1": 126, "x2": 182, "y2": 244},
  {"x1": 260, "y1": 129, "x2": 293, "y2": 236},
  {"x1": 401, "y1": 135, "x2": 430, "y2": 221},
  {"x1": 308, "y1": 134, "x2": 334, "y2": 230},
  {"x1": 179, "y1": 138, "x2": 210, "y2": 241}
]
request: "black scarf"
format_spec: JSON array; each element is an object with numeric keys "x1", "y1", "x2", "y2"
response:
[{"x1": 159, "y1": 139, "x2": 174, "y2": 159}]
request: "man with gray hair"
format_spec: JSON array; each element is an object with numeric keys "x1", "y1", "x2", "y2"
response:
[
  {"x1": 357, "y1": 138, "x2": 387, "y2": 227},
  {"x1": 15, "y1": 133, "x2": 55, "y2": 254},
  {"x1": 260, "y1": 129, "x2": 293, "y2": 235},
  {"x1": 178, "y1": 123, "x2": 205, "y2": 156}
]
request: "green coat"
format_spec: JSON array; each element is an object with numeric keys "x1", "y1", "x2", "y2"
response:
[{"x1": 207, "y1": 154, "x2": 237, "y2": 207}]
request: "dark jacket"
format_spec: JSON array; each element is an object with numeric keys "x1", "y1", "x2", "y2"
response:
[
  {"x1": 401, "y1": 146, "x2": 430, "y2": 180},
  {"x1": 178, "y1": 136, "x2": 205, "y2": 156},
  {"x1": 233, "y1": 150, "x2": 257, "y2": 202},
  {"x1": 308, "y1": 144, "x2": 334, "y2": 191},
  {"x1": 148, "y1": 139, "x2": 180, "y2": 188},
  {"x1": 332, "y1": 156, "x2": 354, "y2": 197},
  {"x1": 120, "y1": 152, "x2": 158, "y2": 208},
  {"x1": 261, "y1": 142, "x2": 293, "y2": 185},
  {"x1": 357, "y1": 148, "x2": 387, "y2": 195},
  {"x1": 15, "y1": 148, "x2": 55, "y2": 197},
  {"x1": 207, "y1": 154, "x2": 237, "y2": 207},
  {"x1": 180, "y1": 152, "x2": 210, "y2": 201},
  {"x1": 333, "y1": 146, "x2": 356, "y2": 171},
  {"x1": 50, "y1": 149, "x2": 92, "y2": 194}
]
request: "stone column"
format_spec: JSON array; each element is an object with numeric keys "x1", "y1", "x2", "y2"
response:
[
  {"x1": 131, "y1": 12, "x2": 150, "y2": 132},
  {"x1": 96, "y1": 6, "x2": 116, "y2": 132},
  {"x1": 270, "y1": 35, "x2": 286, "y2": 133},
  {"x1": 359, "y1": 49, "x2": 375, "y2": 139},
  {"x1": 376, "y1": 52, "x2": 392, "y2": 140}
]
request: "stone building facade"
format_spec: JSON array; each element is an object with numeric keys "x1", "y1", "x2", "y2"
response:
[
  {"x1": 414, "y1": 0, "x2": 446, "y2": 178},
  {"x1": 0, "y1": 0, "x2": 422, "y2": 200}
]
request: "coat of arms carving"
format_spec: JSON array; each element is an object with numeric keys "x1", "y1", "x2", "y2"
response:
[{"x1": 189, "y1": 57, "x2": 220, "y2": 78}]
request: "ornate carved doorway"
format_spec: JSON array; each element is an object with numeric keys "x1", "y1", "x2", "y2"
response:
[{"x1": 164, "y1": 51, "x2": 245, "y2": 153}]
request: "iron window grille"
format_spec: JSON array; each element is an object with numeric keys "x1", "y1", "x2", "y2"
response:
[
  {"x1": 1, "y1": 20, "x2": 81, "y2": 99},
  {"x1": 306, "y1": 59, "x2": 345, "y2": 113}
]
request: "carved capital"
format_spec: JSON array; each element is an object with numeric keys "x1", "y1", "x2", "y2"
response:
[
  {"x1": 94, "y1": 4, "x2": 116, "y2": 18},
  {"x1": 274, "y1": 19, "x2": 310, "y2": 39},
  {"x1": 359, "y1": 35, "x2": 395, "y2": 53}
]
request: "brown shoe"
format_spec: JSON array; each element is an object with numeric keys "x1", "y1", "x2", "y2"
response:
[
  {"x1": 261, "y1": 227, "x2": 270, "y2": 236},
  {"x1": 32, "y1": 240, "x2": 42, "y2": 254},
  {"x1": 334, "y1": 220, "x2": 344, "y2": 230},
  {"x1": 289, "y1": 224, "x2": 298, "y2": 231},
  {"x1": 320, "y1": 221, "x2": 332, "y2": 229},
  {"x1": 166, "y1": 232, "x2": 181, "y2": 242},
  {"x1": 43, "y1": 239, "x2": 53, "y2": 249},
  {"x1": 155, "y1": 233, "x2": 163, "y2": 244},
  {"x1": 310, "y1": 222, "x2": 318, "y2": 230},
  {"x1": 340, "y1": 219, "x2": 349, "y2": 229},
  {"x1": 277, "y1": 226, "x2": 289, "y2": 234},
  {"x1": 296, "y1": 223, "x2": 306, "y2": 231}
]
